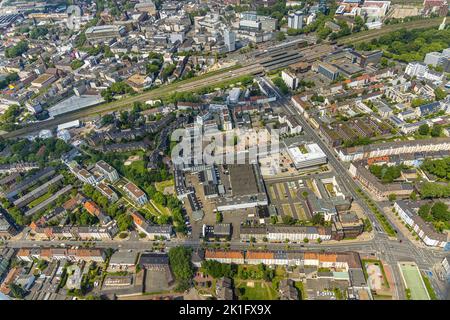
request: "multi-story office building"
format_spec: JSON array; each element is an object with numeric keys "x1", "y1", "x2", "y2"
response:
[{"x1": 223, "y1": 29, "x2": 236, "y2": 52}]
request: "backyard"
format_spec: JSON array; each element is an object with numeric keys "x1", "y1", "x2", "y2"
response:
[{"x1": 235, "y1": 280, "x2": 278, "y2": 300}]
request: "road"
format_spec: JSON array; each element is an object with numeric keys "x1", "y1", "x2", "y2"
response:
[{"x1": 261, "y1": 76, "x2": 448, "y2": 299}]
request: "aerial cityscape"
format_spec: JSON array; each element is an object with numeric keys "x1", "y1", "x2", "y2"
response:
[{"x1": 0, "y1": 0, "x2": 449, "y2": 303}]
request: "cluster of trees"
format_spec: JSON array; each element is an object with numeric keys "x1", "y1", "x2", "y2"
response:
[
  {"x1": 168, "y1": 246, "x2": 194, "y2": 291},
  {"x1": 238, "y1": 264, "x2": 275, "y2": 282},
  {"x1": 342, "y1": 136, "x2": 371, "y2": 148},
  {"x1": 434, "y1": 88, "x2": 447, "y2": 101},
  {"x1": 68, "y1": 209, "x2": 99, "y2": 226},
  {"x1": 273, "y1": 77, "x2": 289, "y2": 95},
  {"x1": 418, "y1": 123, "x2": 442, "y2": 137},
  {"x1": 255, "y1": 0, "x2": 289, "y2": 22},
  {"x1": 160, "y1": 64, "x2": 176, "y2": 80},
  {"x1": 0, "y1": 104, "x2": 21, "y2": 128},
  {"x1": 419, "y1": 182, "x2": 450, "y2": 198},
  {"x1": 328, "y1": 20, "x2": 353, "y2": 41},
  {"x1": 355, "y1": 28, "x2": 450, "y2": 63},
  {"x1": 79, "y1": 44, "x2": 114, "y2": 58},
  {"x1": 82, "y1": 184, "x2": 132, "y2": 231},
  {"x1": 167, "y1": 91, "x2": 201, "y2": 104},
  {"x1": 29, "y1": 26, "x2": 49, "y2": 39},
  {"x1": 144, "y1": 184, "x2": 186, "y2": 232},
  {"x1": 0, "y1": 73, "x2": 19, "y2": 90},
  {"x1": 421, "y1": 157, "x2": 450, "y2": 180},
  {"x1": 311, "y1": 94, "x2": 325, "y2": 103},
  {"x1": 71, "y1": 59, "x2": 84, "y2": 70},
  {"x1": 114, "y1": 108, "x2": 145, "y2": 130},
  {"x1": 201, "y1": 260, "x2": 236, "y2": 278},
  {"x1": 418, "y1": 202, "x2": 450, "y2": 232},
  {"x1": 5, "y1": 40, "x2": 28, "y2": 58},
  {"x1": 0, "y1": 137, "x2": 71, "y2": 165},
  {"x1": 369, "y1": 164, "x2": 405, "y2": 183},
  {"x1": 101, "y1": 81, "x2": 135, "y2": 102},
  {"x1": 146, "y1": 56, "x2": 163, "y2": 75}
]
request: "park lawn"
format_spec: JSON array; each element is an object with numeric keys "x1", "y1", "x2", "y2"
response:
[
  {"x1": 142, "y1": 203, "x2": 161, "y2": 216},
  {"x1": 155, "y1": 179, "x2": 174, "y2": 193},
  {"x1": 28, "y1": 192, "x2": 52, "y2": 208},
  {"x1": 150, "y1": 200, "x2": 171, "y2": 216},
  {"x1": 129, "y1": 160, "x2": 147, "y2": 175},
  {"x1": 236, "y1": 281, "x2": 278, "y2": 300}
]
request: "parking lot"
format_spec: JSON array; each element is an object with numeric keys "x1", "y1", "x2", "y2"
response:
[{"x1": 266, "y1": 178, "x2": 312, "y2": 221}]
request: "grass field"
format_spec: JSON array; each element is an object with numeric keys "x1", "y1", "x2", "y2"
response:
[
  {"x1": 236, "y1": 281, "x2": 278, "y2": 300},
  {"x1": 282, "y1": 204, "x2": 293, "y2": 217},
  {"x1": 155, "y1": 179, "x2": 174, "y2": 193},
  {"x1": 28, "y1": 192, "x2": 52, "y2": 208},
  {"x1": 151, "y1": 200, "x2": 171, "y2": 216},
  {"x1": 128, "y1": 160, "x2": 147, "y2": 175},
  {"x1": 294, "y1": 203, "x2": 307, "y2": 220},
  {"x1": 399, "y1": 262, "x2": 430, "y2": 300}
]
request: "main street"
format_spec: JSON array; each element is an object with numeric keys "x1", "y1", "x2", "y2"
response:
[{"x1": 261, "y1": 76, "x2": 448, "y2": 299}]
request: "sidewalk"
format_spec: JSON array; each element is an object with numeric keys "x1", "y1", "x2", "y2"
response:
[{"x1": 384, "y1": 207, "x2": 427, "y2": 249}]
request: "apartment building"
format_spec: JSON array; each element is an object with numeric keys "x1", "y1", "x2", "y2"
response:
[
  {"x1": 131, "y1": 211, "x2": 172, "y2": 240},
  {"x1": 337, "y1": 138, "x2": 450, "y2": 162},
  {"x1": 123, "y1": 182, "x2": 148, "y2": 205},
  {"x1": 349, "y1": 162, "x2": 413, "y2": 199},
  {"x1": 95, "y1": 160, "x2": 119, "y2": 183},
  {"x1": 204, "y1": 250, "x2": 245, "y2": 264},
  {"x1": 394, "y1": 200, "x2": 449, "y2": 248},
  {"x1": 17, "y1": 248, "x2": 106, "y2": 263}
]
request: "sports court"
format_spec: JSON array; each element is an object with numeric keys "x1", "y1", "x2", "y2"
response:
[{"x1": 398, "y1": 262, "x2": 430, "y2": 300}]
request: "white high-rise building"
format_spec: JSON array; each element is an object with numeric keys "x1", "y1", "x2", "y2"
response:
[
  {"x1": 405, "y1": 62, "x2": 428, "y2": 78},
  {"x1": 424, "y1": 52, "x2": 443, "y2": 67},
  {"x1": 281, "y1": 70, "x2": 298, "y2": 90},
  {"x1": 288, "y1": 11, "x2": 303, "y2": 29},
  {"x1": 224, "y1": 29, "x2": 236, "y2": 52}
]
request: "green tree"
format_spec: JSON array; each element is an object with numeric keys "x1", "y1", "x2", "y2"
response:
[
  {"x1": 116, "y1": 214, "x2": 133, "y2": 231},
  {"x1": 311, "y1": 213, "x2": 324, "y2": 226},
  {"x1": 418, "y1": 123, "x2": 430, "y2": 136},
  {"x1": 282, "y1": 215, "x2": 296, "y2": 225},
  {"x1": 434, "y1": 88, "x2": 447, "y2": 101},
  {"x1": 168, "y1": 246, "x2": 194, "y2": 291},
  {"x1": 5, "y1": 40, "x2": 28, "y2": 58},
  {"x1": 276, "y1": 32, "x2": 286, "y2": 41},
  {"x1": 431, "y1": 125, "x2": 442, "y2": 137}
]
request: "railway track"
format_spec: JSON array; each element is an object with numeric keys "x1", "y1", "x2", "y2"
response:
[
  {"x1": 338, "y1": 17, "x2": 444, "y2": 45},
  {"x1": 0, "y1": 43, "x2": 333, "y2": 140},
  {"x1": 0, "y1": 63, "x2": 263, "y2": 140}
]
